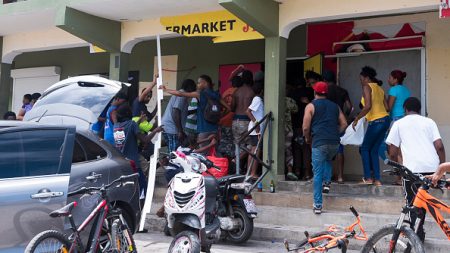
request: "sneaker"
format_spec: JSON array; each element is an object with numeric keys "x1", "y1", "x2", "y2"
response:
[
  {"x1": 313, "y1": 206, "x2": 322, "y2": 214},
  {"x1": 286, "y1": 172, "x2": 299, "y2": 181},
  {"x1": 322, "y1": 182, "x2": 331, "y2": 194}
]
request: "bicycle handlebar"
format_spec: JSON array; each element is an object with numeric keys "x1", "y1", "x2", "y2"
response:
[
  {"x1": 384, "y1": 159, "x2": 450, "y2": 189},
  {"x1": 349, "y1": 206, "x2": 359, "y2": 218},
  {"x1": 68, "y1": 173, "x2": 139, "y2": 197}
]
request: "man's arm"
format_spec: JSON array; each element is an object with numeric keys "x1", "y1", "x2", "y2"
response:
[
  {"x1": 228, "y1": 65, "x2": 244, "y2": 81},
  {"x1": 139, "y1": 75, "x2": 157, "y2": 102},
  {"x1": 388, "y1": 144, "x2": 401, "y2": 162},
  {"x1": 338, "y1": 108, "x2": 348, "y2": 133},
  {"x1": 434, "y1": 139, "x2": 446, "y2": 164},
  {"x1": 302, "y1": 103, "x2": 314, "y2": 144},
  {"x1": 137, "y1": 126, "x2": 163, "y2": 143},
  {"x1": 172, "y1": 107, "x2": 186, "y2": 142},
  {"x1": 428, "y1": 162, "x2": 450, "y2": 185},
  {"x1": 161, "y1": 86, "x2": 199, "y2": 99}
]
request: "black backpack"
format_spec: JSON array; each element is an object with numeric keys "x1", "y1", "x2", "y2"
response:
[{"x1": 203, "y1": 92, "x2": 222, "y2": 124}]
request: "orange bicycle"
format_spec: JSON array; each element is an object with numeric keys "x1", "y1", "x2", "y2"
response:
[
  {"x1": 284, "y1": 206, "x2": 368, "y2": 253},
  {"x1": 361, "y1": 159, "x2": 450, "y2": 253}
]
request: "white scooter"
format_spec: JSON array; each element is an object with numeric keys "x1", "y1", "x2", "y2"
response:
[{"x1": 165, "y1": 149, "x2": 257, "y2": 253}]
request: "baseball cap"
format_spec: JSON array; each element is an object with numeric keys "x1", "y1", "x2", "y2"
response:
[{"x1": 312, "y1": 81, "x2": 328, "y2": 94}]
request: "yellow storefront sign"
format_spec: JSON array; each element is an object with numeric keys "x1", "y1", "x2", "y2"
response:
[{"x1": 160, "y1": 10, "x2": 263, "y2": 43}]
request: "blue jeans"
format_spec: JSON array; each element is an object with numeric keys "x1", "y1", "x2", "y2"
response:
[
  {"x1": 312, "y1": 144, "x2": 339, "y2": 209},
  {"x1": 163, "y1": 133, "x2": 179, "y2": 153},
  {"x1": 378, "y1": 116, "x2": 403, "y2": 161},
  {"x1": 360, "y1": 116, "x2": 390, "y2": 180}
]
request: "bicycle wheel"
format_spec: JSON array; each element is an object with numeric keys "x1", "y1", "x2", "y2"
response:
[
  {"x1": 361, "y1": 224, "x2": 425, "y2": 253},
  {"x1": 25, "y1": 230, "x2": 71, "y2": 253},
  {"x1": 111, "y1": 219, "x2": 137, "y2": 253},
  {"x1": 296, "y1": 231, "x2": 338, "y2": 252}
]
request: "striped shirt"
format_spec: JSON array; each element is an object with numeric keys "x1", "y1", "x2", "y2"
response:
[{"x1": 185, "y1": 98, "x2": 198, "y2": 134}]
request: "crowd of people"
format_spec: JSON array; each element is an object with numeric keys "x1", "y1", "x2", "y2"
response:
[
  {"x1": 3, "y1": 65, "x2": 448, "y2": 219},
  {"x1": 2, "y1": 92, "x2": 41, "y2": 121}
]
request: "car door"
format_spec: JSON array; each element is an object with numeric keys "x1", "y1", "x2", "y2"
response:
[
  {"x1": 0, "y1": 126, "x2": 75, "y2": 253},
  {"x1": 68, "y1": 133, "x2": 110, "y2": 193}
]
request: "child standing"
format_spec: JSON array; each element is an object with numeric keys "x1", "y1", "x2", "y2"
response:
[
  {"x1": 113, "y1": 104, "x2": 163, "y2": 197},
  {"x1": 246, "y1": 81, "x2": 264, "y2": 180}
]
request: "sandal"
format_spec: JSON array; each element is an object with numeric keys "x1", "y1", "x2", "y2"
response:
[
  {"x1": 374, "y1": 180, "x2": 382, "y2": 187},
  {"x1": 358, "y1": 178, "x2": 373, "y2": 185}
]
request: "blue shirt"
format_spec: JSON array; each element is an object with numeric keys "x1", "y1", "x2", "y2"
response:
[
  {"x1": 311, "y1": 99, "x2": 340, "y2": 148},
  {"x1": 113, "y1": 120, "x2": 140, "y2": 165},
  {"x1": 197, "y1": 89, "x2": 220, "y2": 133},
  {"x1": 388, "y1": 85, "x2": 411, "y2": 119},
  {"x1": 104, "y1": 105, "x2": 117, "y2": 145}
]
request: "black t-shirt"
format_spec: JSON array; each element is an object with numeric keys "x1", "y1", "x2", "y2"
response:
[
  {"x1": 290, "y1": 87, "x2": 314, "y2": 129},
  {"x1": 327, "y1": 84, "x2": 350, "y2": 112},
  {"x1": 132, "y1": 98, "x2": 151, "y2": 118}
]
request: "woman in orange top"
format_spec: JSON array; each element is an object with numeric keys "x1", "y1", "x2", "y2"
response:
[{"x1": 352, "y1": 66, "x2": 391, "y2": 186}]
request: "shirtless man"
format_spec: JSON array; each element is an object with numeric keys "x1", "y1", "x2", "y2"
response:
[{"x1": 231, "y1": 67, "x2": 255, "y2": 145}]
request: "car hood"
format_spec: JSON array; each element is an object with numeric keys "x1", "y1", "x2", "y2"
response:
[{"x1": 24, "y1": 75, "x2": 130, "y2": 129}]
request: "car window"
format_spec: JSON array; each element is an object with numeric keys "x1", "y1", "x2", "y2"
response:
[
  {"x1": 72, "y1": 140, "x2": 87, "y2": 163},
  {"x1": 76, "y1": 134, "x2": 107, "y2": 161},
  {"x1": 0, "y1": 129, "x2": 68, "y2": 179},
  {"x1": 34, "y1": 82, "x2": 119, "y2": 118}
]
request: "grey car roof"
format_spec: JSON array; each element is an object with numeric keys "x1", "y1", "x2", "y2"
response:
[{"x1": 0, "y1": 120, "x2": 76, "y2": 130}]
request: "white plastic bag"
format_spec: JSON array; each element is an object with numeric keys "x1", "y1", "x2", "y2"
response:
[{"x1": 340, "y1": 118, "x2": 367, "y2": 146}]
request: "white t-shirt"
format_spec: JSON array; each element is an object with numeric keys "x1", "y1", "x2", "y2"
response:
[
  {"x1": 248, "y1": 96, "x2": 264, "y2": 136},
  {"x1": 385, "y1": 114, "x2": 442, "y2": 173}
]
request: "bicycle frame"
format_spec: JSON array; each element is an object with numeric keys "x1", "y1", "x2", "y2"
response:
[
  {"x1": 67, "y1": 198, "x2": 110, "y2": 253},
  {"x1": 298, "y1": 216, "x2": 368, "y2": 252},
  {"x1": 413, "y1": 187, "x2": 450, "y2": 239}
]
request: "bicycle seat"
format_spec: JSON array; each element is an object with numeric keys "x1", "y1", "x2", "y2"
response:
[{"x1": 49, "y1": 201, "x2": 77, "y2": 218}]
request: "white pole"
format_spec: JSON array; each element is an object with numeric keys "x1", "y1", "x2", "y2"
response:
[{"x1": 139, "y1": 34, "x2": 164, "y2": 232}]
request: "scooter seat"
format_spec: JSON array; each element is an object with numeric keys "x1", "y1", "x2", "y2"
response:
[
  {"x1": 49, "y1": 201, "x2": 77, "y2": 218},
  {"x1": 218, "y1": 175, "x2": 246, "y2": 185}
]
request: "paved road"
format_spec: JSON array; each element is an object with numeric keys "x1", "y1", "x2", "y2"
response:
[{"x1": 134, "y1": 231, "x2": 358, "y2": 253}]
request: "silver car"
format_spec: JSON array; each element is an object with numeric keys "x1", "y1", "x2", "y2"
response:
[
  {"x1": 0, "y1": 76, "x2": 142, "y2": 252},
  {"x1": 0, "y1": 122, "x2": 76, "y2": 252}
]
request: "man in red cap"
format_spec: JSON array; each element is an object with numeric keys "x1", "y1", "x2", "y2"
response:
[{"x1": 303, "y1": 81, "x2": 348, "y2": 214}]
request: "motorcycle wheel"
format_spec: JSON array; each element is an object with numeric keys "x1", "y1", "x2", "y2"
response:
[
  {"x1": 168, "y1": 231, "x2": 201, "y2": 253},
  {"x1": 226, "y1": 206, "x2": 254, "y2": 244}
]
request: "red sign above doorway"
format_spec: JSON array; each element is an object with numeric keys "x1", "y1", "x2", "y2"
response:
[{"x1": 440, "y1": 0, "x2": 450, "y2": 18}]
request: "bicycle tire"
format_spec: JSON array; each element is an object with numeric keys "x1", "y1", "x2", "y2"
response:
[
  {"x1": 296, "y1": 231, "x2": 336, "y2": 252},
  {"x1": 361, "y1": 224, "x2": 425, "y2": 253},
  {"x1": 111, "y1": 219, "x2": 137, "y2": 253},
  {"x1": 25, "y1": 230, "x2": 71, "y2": 253}
]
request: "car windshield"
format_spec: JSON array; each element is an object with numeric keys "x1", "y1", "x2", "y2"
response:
[{"x1": 34, "y1": 82, "x2": 120, "y2": 117}]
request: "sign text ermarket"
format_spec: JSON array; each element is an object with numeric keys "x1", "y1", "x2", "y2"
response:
[
  {"x1": 166, "y1": 20, "x2": 237, "y2": 35},
  {"x1": 160, "y1": 10, "x2": 263, "y2": 43}
]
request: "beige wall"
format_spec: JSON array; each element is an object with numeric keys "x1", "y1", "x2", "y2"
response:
[
  {"x1": 1, "y1": 27, "x2": 87, "y2": 64},
  {"x1": 121, "y1": 18, "x2": 174, "y2": 53}
]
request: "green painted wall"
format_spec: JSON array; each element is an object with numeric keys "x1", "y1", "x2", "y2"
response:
[
  {"x1": 12, "y1": 27, "x2": 306, "y2": 85},
  {"x1": 130, "y1": 36, "x2": 265, "y2": 85}
]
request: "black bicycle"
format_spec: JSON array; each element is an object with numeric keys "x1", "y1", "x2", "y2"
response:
[{"x1": 25, "y1": 173, "x2": 139, "y2": 253}]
